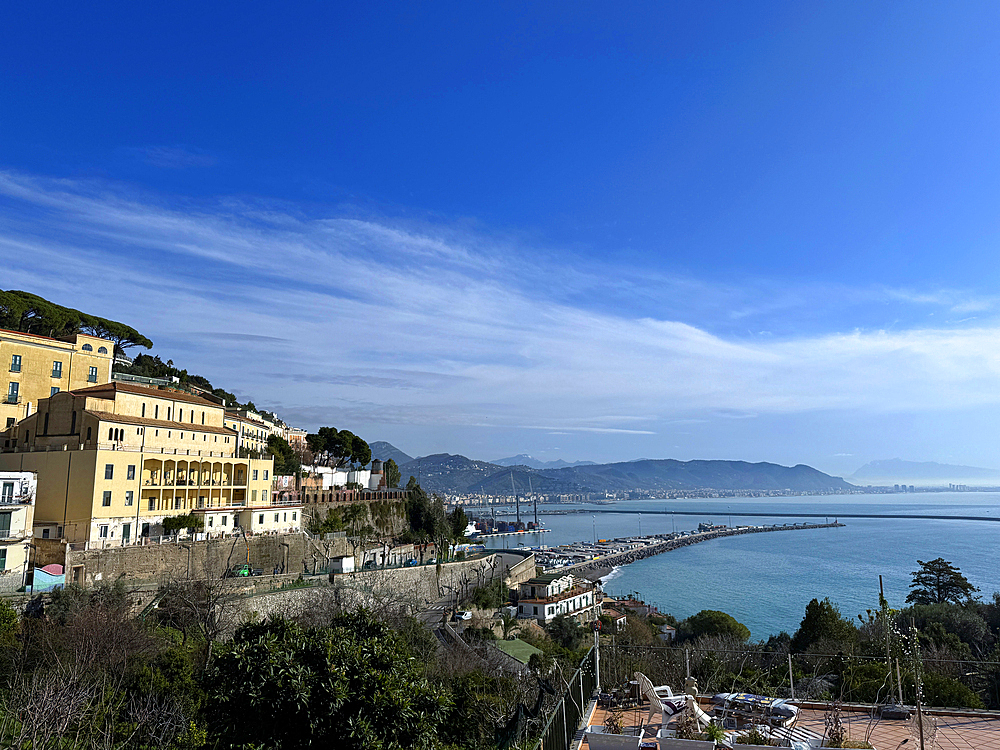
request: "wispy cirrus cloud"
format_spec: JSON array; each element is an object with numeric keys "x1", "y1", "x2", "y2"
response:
[{"x1": 2, "y1": 169, "x2": 1000, "y2": 462}]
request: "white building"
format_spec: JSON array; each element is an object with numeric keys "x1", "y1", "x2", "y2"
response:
[
  {"x1": 516, "y1": 573, "x2": 601, "y2": 625},
  {"x1": 0, "y1": 471, "x2": 36, "y2": 590}
]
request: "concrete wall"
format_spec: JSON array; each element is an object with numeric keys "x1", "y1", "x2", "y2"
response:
[{"x1": 64, "y1": 532, "x2": 353, "y2": 587}]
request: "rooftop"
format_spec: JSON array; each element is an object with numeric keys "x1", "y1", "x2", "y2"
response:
[{"x1": 580, "y1": 698, "x2": 1000, "y2": 750}]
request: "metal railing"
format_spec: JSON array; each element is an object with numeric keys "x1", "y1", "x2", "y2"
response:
[{"x1": 530, "y1": 646, "x2": 597, "y2": 750}]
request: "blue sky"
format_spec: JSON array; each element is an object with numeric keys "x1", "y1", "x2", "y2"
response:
[{"x1": 4, "y1": 2, "x2": 1000, "y2": 475}]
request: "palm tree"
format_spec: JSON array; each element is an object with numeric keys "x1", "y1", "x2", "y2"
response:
[{"x1": 500, "y1": 613, "x2": 519, "y2": 640}]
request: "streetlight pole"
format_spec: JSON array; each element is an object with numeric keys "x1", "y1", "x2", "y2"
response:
[
  {"x1": 592, "y1": 516, "x2": 596, "y2": 543},
  {"x1": 638, "y1": 513, "x2": 642, "y2": 537}
]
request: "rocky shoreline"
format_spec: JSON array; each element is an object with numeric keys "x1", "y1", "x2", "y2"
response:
[{"x1": 564, "y1": 522, "x2": 844, "y2": 580}]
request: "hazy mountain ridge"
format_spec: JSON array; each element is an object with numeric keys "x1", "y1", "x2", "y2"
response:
[
  {"x1": 398, "y1": 453, "x2": 853, "y2": 495},
  {"x1": 852, "y1": 458, "x2": 1000, "y2": 483},
  {"x1": 368, "y1": 441, "x2": 414, "y2": 466},
  {"x1": 491, "y1": 453, "x2": 596, "y2": 469}
]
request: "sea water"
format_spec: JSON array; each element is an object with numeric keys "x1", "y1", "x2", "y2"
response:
[{"x1": 479, "y1": 493, "x2": 1000, "y2": 639}]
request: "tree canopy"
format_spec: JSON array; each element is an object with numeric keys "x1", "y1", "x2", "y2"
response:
[
  {"x1": 679, "y1": 610, "x2": 751, "y2": 642},
  {"x1": 790, "y1": 597, "x2": 858, "y2": 653},
  {"x1": 384, "y1": 458, "x2": 402, "y2": 488},
  {"x1": 306, "y1": 427, "x2": 371, "y2": 468},
  {"x1": 907, "y1": 558, "x2": 979, "y2": 605},
  {"x1": 266, "y1": 434, "x2": 301, "y2": 476},
  {"x1": 204, "y1": 611, "x2": 451, "y2": 750},
  {"x1": 0, "y1": 289, "x2": 152, "y2": 354}
]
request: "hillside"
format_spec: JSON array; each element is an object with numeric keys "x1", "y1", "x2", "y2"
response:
[
  {"x1": 492, "y1": 454, "x2": 596, "y2": 469},
  {"x1": 369, "y1": 441, "x2": 414, "y2": 466},
  {"x1": 401, "y1": 454, "x2": 854, "y2": 495}
]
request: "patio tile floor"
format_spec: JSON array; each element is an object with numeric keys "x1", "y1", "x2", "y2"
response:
[{"x1": 579, "y1": 700, "x2": 1000, "y2": 749}]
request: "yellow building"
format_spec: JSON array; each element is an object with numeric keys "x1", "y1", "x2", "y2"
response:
[
  {"x1": 0, "y1": 381, "x2": 300, "y2": 547},
  {"x1": 224, "y1": 409, "x2": 278, "y2": 457},
  {"x1": 1, "y1": 329, "x2": 115, "y2": 432}
]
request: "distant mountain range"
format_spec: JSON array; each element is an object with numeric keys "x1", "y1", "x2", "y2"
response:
[
  {"x1": 491, "y1": 453, "x2": 596, "y2": 469},
  {"x1": 368, "y1": 441, "x2": 414, "y2": 467},
  {"x1": 852, "y1": 459, "x2": 1000, "y2": 484},
  {"x1": 390, "y1": 448, "x2": 853, "y2": 495}
]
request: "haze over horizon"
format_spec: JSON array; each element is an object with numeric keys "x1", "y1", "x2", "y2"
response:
[{"x1": 5, "y1": 4, "x2": 1000, "y2": 477}]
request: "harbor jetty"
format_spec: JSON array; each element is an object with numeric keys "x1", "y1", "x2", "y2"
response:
[{"x1": 535, "y1": 521, "x2": 844, "y2": 577}]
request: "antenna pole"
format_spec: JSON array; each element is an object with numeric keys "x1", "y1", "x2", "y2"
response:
[
  {"x1": 512, "y1": 471, "x2": 521, "y2": 526},
  {"x1": 529, "y1": 475, "x2": 537, "y2": 527}
]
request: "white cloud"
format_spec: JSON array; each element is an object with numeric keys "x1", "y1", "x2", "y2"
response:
[{"x1": 3, "y1": 169, "x2": 1000, "y2": 444}]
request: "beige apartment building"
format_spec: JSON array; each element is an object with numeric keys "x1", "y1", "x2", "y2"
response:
[
  {"x1": 0, "y1": 381, "x2": 299, "y2": 546},
  {"x1": 1, "y1": 329, "x2": 115, "y2": 432}
]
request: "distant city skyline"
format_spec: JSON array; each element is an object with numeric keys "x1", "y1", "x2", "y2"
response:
[{"x1": 4, "y1": 4, "x2": 1000, "y2": 477}]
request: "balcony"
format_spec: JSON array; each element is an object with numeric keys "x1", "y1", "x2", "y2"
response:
[
  {"x1": 51, "y1": 370, "x2": 63, "y2": 379},
  {"x1": 3, "y1": 395, "x2": 20, "y2": 405},
  {"x1": 9, "y1": 364, "x2": 20, "y2": 373}
]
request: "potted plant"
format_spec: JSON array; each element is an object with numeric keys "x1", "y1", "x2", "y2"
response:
[
  {"x1": 656, "y1": 706, "x2": 716, "y2": 749},
  {"x1": 732, "y1": 724, "x2": 775, "y2": 748},
  {"x1": 584, "y1": 706, "x2": 643, "y2": 750}
]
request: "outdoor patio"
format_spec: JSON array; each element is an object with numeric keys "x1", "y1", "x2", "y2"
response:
[{"x1": 579, "y1": 698, "x2": 1000, "y2": 749}]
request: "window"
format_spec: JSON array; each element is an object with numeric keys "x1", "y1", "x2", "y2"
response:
[
  {"x1": 262, "y1": 490, "x2": 268, "y2": 502},
  {"x1": 105, "y1": 464, "x2": 114, "y2": 480},
  {"x1": 178, "y1": 409, "x2": 183, "y2": 422},
  {"x1": 167, "y1": 408, "x2": 171, "y2": 421},
  {"x1": 174, "y1": 497, "x2": 183, "y2": 509},
  {"x1": 141, "y1": 403, "x2": 146, "y2": 417},
  {"x1": 127, "y1": 465, "x2": 135, "y2": 480},
  {"x1": 274, "y1": 513, "x2": 279, "y2": 522},
  {"x1": 125, "y1": 491, "x2": 134, "y2": 506},
  {"x1": 251, "y1": 490, "x2": 257, "y2": 501},
  {"x1": 252, "y1": 470, "x2": 259, "y2": 481},
  {"x1": 81, "y1": 343, "x2": 93, "y2": 352},
  {"x1": 98, "y1": 346, "x2": 108, "y2": 354},
  {"x1": 292, "y1": 512, "x2": 297, "y2": 521},
  {"x1": 154, "y1": 405, "x2": 159, "y2": 419},
  {"x1": 41, "y1": 528, "x2": 49, "y2": 539},
  {"x1": 102, "y1": 491, "x2": 112, "y2": 506},
  {"x1": 86, "y1": 426, "x2": 92, "y2": 442},
  {"x1": 1, "y1": 482, "x2": 12, "y2": 501},
  {"x1": 201, "y1": 412, "x2": 205, "y2": 424},
  {"x1": 4, "y1": 418, "x2": 12, "y2": 428},
  {"x1": 122, "y1": 523, "x2": 130, "y2": 542},
  {"x1": 283, "y1": 512, "x2": 286, "y2": 522},
  {"x1": 258, "y1": 513, "x2": 264, "y2": 524},
  {"x1": 148, "y1": 498, "x2": 155, "y2": 511},
  {"x1": 50, "y1": 387, "x2": 60, "y2": 397},
  {"x1": 6, "y1": 382, "x2": 18, "y2": 403},
  {"x1": 43, "y1": 413, "x2": 49, "y2": 435},
  {"x1": 99, "y1": 525, "x2": 109, "y2": 538},
  {"x1": 88, "y1": 366, "x2": 98, "y2": 383},
  {"x1": 208, "y1": 516, "x2": 214, "y2": 527},
  {"x1": 51, "y1": 361, "x2": 63, "y2": 378},
  {"x1": 9, "y1": 355, "x2": 20, "y2": 373},
  {"x1": 263, "y1": 470, "x2": 269, "y2": 480},
  {"x1": 70, "y1": 411, "x2": 77, "y2": 434}
]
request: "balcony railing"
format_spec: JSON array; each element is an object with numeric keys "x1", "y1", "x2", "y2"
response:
[
  {"x1": 51, "y1": 370, "x2": 62, "y2": 378},
  {"x1": 9, "y1": 364, "x2": 20, "y2": 373},
  {"x1": 0, "y1": 494, "x2": 32, "y2": 505},
  {"x1": 4, "y1": 395, "x2": 20, "y2": 405}
]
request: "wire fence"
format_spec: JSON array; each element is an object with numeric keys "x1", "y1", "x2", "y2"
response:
[
  {"x1": 529, "y1": 647, "x2": 597, "y2": 750},
  {"x1": 599, "y1": 644, "x2": 1000, "y2": 711}
]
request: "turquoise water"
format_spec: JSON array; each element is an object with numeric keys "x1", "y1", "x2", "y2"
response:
[{"x1": 478, "y1": 493, "x2": 1000, "y2": 639}]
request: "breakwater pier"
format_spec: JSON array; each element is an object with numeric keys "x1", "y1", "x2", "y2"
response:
[{"x1": 535, "y1": 521, "x2": 844, "y2": 576}]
